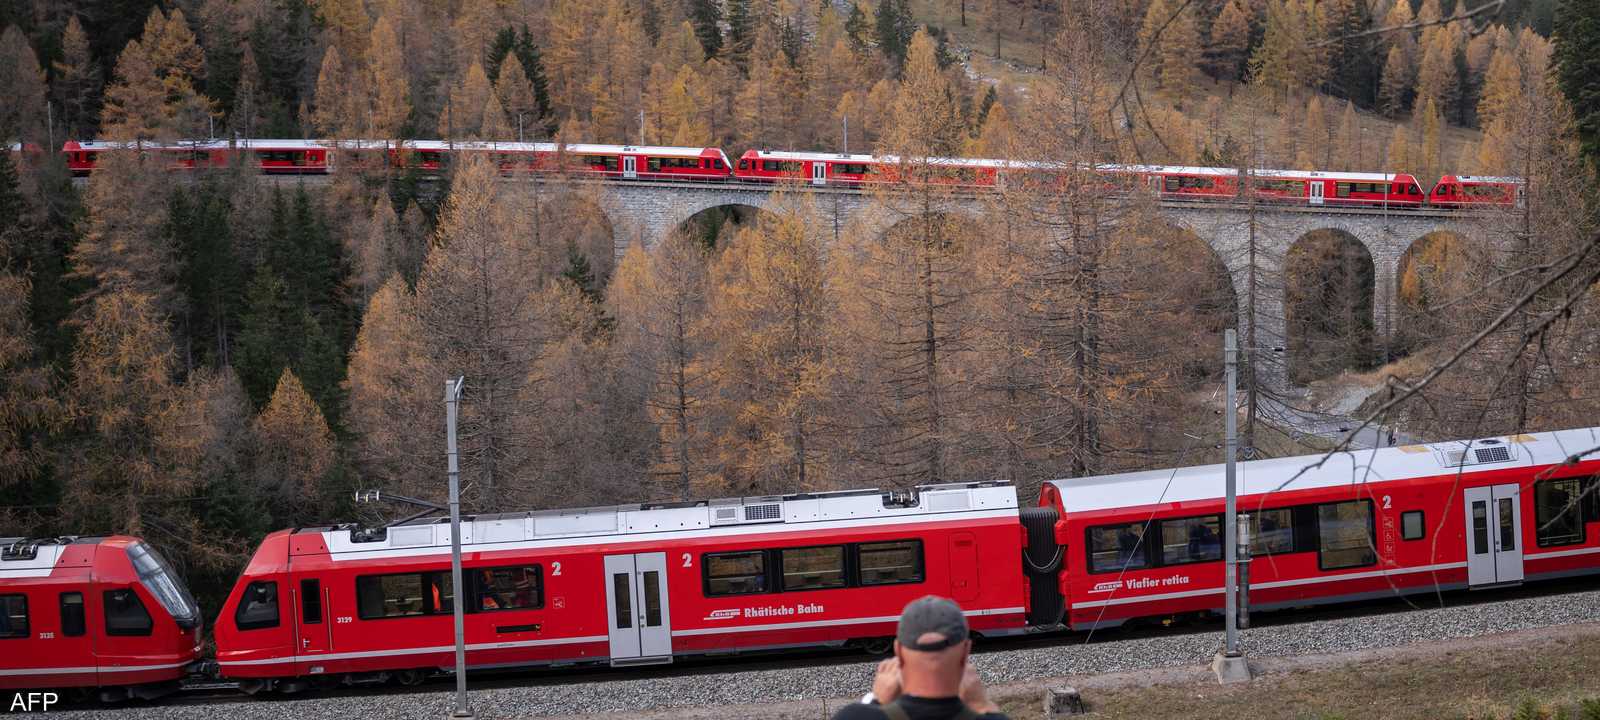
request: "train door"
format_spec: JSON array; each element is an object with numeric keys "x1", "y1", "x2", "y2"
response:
[
  {"x1": 623, "y1": 155, "x2": 638, "y2": 179},
  {"x1": 602, "y1": 553, "x2": 672, "y2": 665},
  {"x1": 293, "y1": 577, "x2": 332, "y2": 668},
  {"x1": 811, "y1": 161, "x2": 827, "y2": 186},
  {"x1": 1308, "y1": 181, "x2": 1325, "y2": 205},
  {"x1": 1464, "y1": 484, "x2": 1524, "y2": 587},
  {"x1": 54, "y1": 590, "x2": 95, "y2": 683},
  {"x1": 948, "y1": 533, "x2": 980, "y2": 603}
]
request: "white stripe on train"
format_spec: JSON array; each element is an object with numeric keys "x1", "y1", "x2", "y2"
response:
[{"x1": 1069, "y1": 561, "x2": 1471, "y2": 610}]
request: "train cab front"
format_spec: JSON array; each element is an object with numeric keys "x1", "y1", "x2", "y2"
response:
[
  {"x1": 101, "y1": 538, "x2": 205, "y2": 698},
  {"x1": 214, "y1": 531, "x2": 295, "y2": 690}
]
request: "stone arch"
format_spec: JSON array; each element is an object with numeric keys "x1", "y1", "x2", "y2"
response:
[
  {"x1": 503, "y1": 182, "x2": 618, "y2": 284},
  {"x1": 1285, "y1": 229, "x2": 1378, "y2": 384},
  {"x1": 610, "y1": 188, "x2": 781, "y2": 255},
  {"x1": 1394, "y1": 230, "x2": 1485, "y2": 357},
  {"x1": 1110, "y1": 216, "x2": 1239, "y2": 387},
  {"x1": 671, "y1": 202, "x2": 773, "y2": 251}
]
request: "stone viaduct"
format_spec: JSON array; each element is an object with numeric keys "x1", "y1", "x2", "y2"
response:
[{"x1": 527, "y1": 179, "x2": 1487, "y2": 393}]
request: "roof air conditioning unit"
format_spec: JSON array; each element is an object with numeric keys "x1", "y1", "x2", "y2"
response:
[{"x1": 1437, "y1": 439, "x2": 1517, "y2": 468}]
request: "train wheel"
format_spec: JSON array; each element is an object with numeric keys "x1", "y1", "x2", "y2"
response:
[
  {"x1": 395, "y1": 669, "x2": 428, "y2": 686},
  {"x1": 861, "y1": 637, "x2": 893, "y2": 656}
]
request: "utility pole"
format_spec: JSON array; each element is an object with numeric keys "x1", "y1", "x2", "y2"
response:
[
  {"x1": 445, "y1": 376, "x2": 474, "y2": 718},
  {"x1": 1213, "y1": 329, "x2": 1251, "y2": 684},
  {"x1": 842, "y1": 115, "x2": 849, "y2": 155}
]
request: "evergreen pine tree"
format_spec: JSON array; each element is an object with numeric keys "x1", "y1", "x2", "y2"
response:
[
  {"x1": 876, "y1": 0, "x2": 910, "y2": 70},
  {"x1": 687, "y1": 0, "x2": 724, "y2": 59},
  {"x1": 845, "y1": 2, "x2": 871, "y2": 54},
  {"x1": 1553, "y1": 0, "x2": 1600, "y2": 163},
  {"x1": 727, "y1": 0, "x2": 755, "y2": 72}
]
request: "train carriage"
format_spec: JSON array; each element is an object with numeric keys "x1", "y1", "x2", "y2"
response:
[
  {"x1": 733, "y1": 149, "x2": 1004, "y2": 187},
  {"x1": 1428, "y1": 175, "x2": 1524, "y2": 209},
  {"x1": 62, "y1": 139, "x2": 333, "y2": 175},
  {"x1": 0, "y1": 536, "x2": 202, "y2": 699},
  {"x1": 1252, "y1": 169, "x2": 1426, "y2": 207},
  {"x1": 1041, "y1": 427, "x2": 1600, "y2": 630},
  {"x1": 214, "y1": 482, "x2": 1029, "y2": 691}
]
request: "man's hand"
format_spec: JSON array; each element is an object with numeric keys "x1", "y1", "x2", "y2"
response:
[
  {"x1": 871, "y1": 657, "x2": 902, "y2": 704},
  {"x1": 959, "y1": 663, "x2": 999, "y2": 714}
]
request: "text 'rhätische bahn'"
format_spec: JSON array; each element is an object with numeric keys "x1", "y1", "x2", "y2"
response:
[
  {"x1": 4, "y1": 427, "x2": 1599, "y2": 699},
  {"x1": 20, "y1": 138, "x2": 1525, "y2": 210}
]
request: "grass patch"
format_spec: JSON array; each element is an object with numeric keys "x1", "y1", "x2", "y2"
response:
[{"x1": 994, "y1": 631, "x2": 1600, "y2": 719}]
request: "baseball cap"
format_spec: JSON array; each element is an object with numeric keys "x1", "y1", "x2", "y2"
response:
[{"x1": 896, "y1": 595, "x2": 969, "y2": 652}]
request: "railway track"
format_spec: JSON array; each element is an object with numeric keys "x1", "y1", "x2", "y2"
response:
[{"x1": 46, "y1": 573, "x2": 1599, "y2": 714}]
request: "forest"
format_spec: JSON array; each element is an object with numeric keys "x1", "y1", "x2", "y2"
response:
[{"x1": 0, "y1": 0, "x2": 1598, "y2": 607}]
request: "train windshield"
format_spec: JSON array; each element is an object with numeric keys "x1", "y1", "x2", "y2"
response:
[{"x1": 127, "y1": 542, "x2": 202, "y2": 629}]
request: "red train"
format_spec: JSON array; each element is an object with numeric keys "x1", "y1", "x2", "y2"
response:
[
  {"x1": 58, "y1": 138, "x2": 1519, "y2": 211},
  {"x1": 207, "y1": 426, "x2": 1600, "y2": 691},
  {"x1": 1042, "y1": 426, "x2": 1600, "y2": 629},
  {"x1": 12, "y1": 426, "x2": 1596, "y2": 696},
  {"x1": 0, "y1": 535, "x2": 203, "y2": 700},
  {"x1": 213, "y1": 482, "x2": 1029, "y2": 691}
]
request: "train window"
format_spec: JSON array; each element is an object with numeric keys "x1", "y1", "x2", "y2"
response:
[
  {"x1": 356, "y1": 572, "x2": 455, "y2": 619},
  {"x1": 1248, "y1": 508, "x2": 1295, "y2": 555},
  {"x1": 1258, "y1": 179, "x2": 1305, "y2": 195},
  {"x1": 104, "y1": 588, "x2": 153, "y2": 636},
  {"x1": 613, "y1": 573, "x2": 632, "y2": 629},
  {"x1": 1159, "y1": 515, "x2": 1223, "y2": 565},
  {"x1": 642, "y1": 571, "x2": 662, "y2": 626},
  {"x1": 235, "y1": 581, "x2": 280, "y2": 630},
  {"x1": 857, "y1": 540, "x2": 924, "y2": 586},
  {"x1": 1165, "y1": 176, "x2": 1215, "y2": 191},
  {"x1": 1086, "y1": 522, "x2": 1151, "y2": 573},
  {"x1": 473, "y1": 565, "x2": 543, "y2": 611},
  {"x1": 60, "y1": 592, "x2": 85, "y2": 637},
  {"x1": 704, "y1": 551, "x2": 768, "y2": 596},
  {"x1": 714, "y1": 159, "x2": 726, "y2": 169},
  {"x1": 738, "y1": 159, "x2": 749, "y2": 170},
  {"x1": 0, "y1": 595, "x2": 25, "y2": 639},
  {"x1": 1316, "y1": 500, "x2": 1376, "y2": 570},
  {"x1": 779, "y1": 545, "x2": 847, "y2": 591},
  {"x1": 1534, "y1": 478, "x2": 1585, "y2": 547},
  {"x1": 301, "y1": 579, "x2": 322, "y2": 624},
  {"x1": 1336, "y1": 182, "x2": 1353, "y2": 198},
  {"x1": 1401, "y1": 511, "x2": 1425, "y2": 541},
  {"x1": 648, "y1": 157, "x2": 662, "y2": 171}
]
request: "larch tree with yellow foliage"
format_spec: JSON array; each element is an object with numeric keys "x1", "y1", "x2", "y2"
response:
[
  {"x1": 344, "y1": 275, "x2": 440, "y2": 501},
  {"x1": 1414, "y1": 29, "x2": 1459, "y2": 123},
  {"x1": 252, "y1": 368, "x2": 335, "y2": 527},
  {"x1": 496, "y1": 53, "x2": 540, "y2": 141},
  {"x1": 608, "y1": 233, "x2": 715, "y2": 501},
  {"x1": 313, "y1": 45, "x2": 365, "y2": 137},
  {"x1": 704, "y1": 191, "x2": 844, "y2": 493},
  {"x1": 414, "y1": 155, "x2": 566, "y2": 507},
  {"x1": 439, "y1": 61, "x2": 492, "y2": 139},
  {"x1": 1207, "y1": 0, "x2": 1253, "y2": 83},
  {"x1": 367, "y1": 15, "x2": 410, "y2": 139},
  {"x1": 1378, "y1": 44, "x2": 1414, "y2": 117}
]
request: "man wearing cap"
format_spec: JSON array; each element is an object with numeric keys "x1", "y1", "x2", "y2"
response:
[{"x1": 830, "y1": 596, "x2": 1010, "y2": 720}]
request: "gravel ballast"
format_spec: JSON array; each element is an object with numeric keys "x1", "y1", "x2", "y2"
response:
[{"x1": 45, "y1": 584, "x2": 1600, "y2": 719}]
